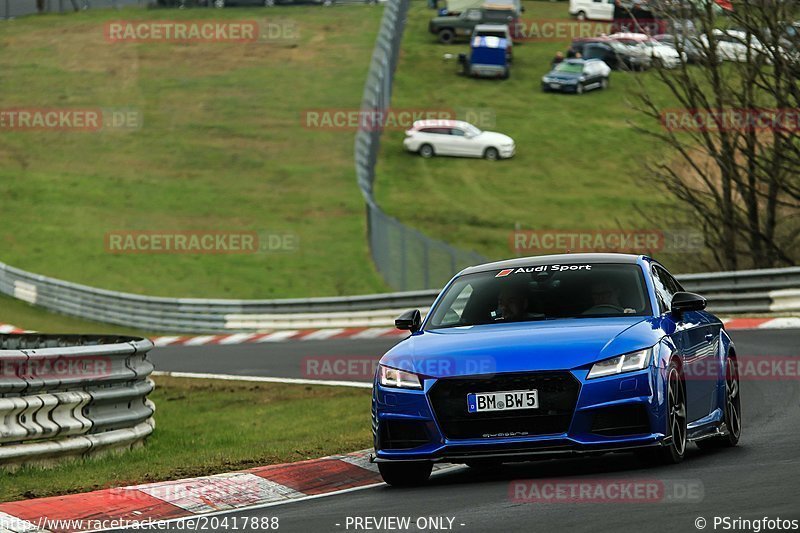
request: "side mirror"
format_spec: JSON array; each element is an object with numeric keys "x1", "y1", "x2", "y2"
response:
[
  {"x1": 395, "y1": 309, "x2": 422, "y2": 332},
  {"x1": 670, "y1": 291, "x2": 706, "y2": 319}
]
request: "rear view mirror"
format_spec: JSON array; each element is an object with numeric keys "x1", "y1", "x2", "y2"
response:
[
  {"x1": 395, "y1": 309, "x2": 422, "y2": 332},
  {"x1": 670, "y1": 292, "x2": 707, "y2": 319}
]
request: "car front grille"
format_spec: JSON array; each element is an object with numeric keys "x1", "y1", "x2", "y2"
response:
[{"x1": 428, "y1": 372, "x2": 581, "y2": 440}]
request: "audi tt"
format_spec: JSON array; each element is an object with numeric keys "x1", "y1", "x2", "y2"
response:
[{"x1": 371, "y1": 253, "x2": 742, "y2": 485}]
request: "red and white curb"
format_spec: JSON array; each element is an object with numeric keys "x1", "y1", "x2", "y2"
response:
[
  {"x1": 150, "y1": 327, "x2": 408, "y2": 347},
  {"x1": 0, "y1": 450, "x2": 457, "y2": 533}
]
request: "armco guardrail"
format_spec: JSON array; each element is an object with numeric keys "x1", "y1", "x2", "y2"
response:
[
  {"x1": 1, "y1": 259, "x2": 798, "y2": 333},
  {"x1": 0, "y1": 334, "x2": 155, "y2": 468}
]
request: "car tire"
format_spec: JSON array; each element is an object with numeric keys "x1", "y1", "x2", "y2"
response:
[
  {"x1": 438, "y1": 28, "x2": 455, "y2": 44},
  {"x1": 502, "y1": 67, "x2": 510, "y2": 79},
  {"x1": 484, "y1": 147, "x2": 499, "y2": 160},
  {"x1": 697, "y1": 355, "x2": 741, "y2": 450},
  {"x1": 576, "y1": 83, "x2": 584, "y2": 95},
  {"x1": 576, "y1": 10, "x2": 586, "y2": 21},
  {"x1": 419, "y1": 144, "x2": 435, "y2": 158},
  {"x1": 654, "y1": 361, "x2": 688, "y2": 464},
  {"x1": 378, "y1": 462, "x2": 432, "y2": 487},
  {"x1": 601, "y1": 77, "x2": 609, "y2": 90}
]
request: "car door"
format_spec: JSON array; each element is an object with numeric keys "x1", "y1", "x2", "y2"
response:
[
  {"x1": 583, "y1": 62, "x2": 600, "y2": 88},
  {"x1": 449, "y1": 127, "x2": 479, "y2": 156},
  {"x1": 652, "y1": 265, "x2": 716, "y2": 424},
  {"x1": 430, "y1": 127, "x2": 458, "y2": 156},
  {"x1": 593, "y1": 0, "x2": 614, "y2": 21}
]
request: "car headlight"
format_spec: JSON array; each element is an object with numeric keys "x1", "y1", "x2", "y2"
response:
[
  {"x1": 379, "y1": 364, "x2": 423, "y2": 389},
  {"x1": 587, "y1": 347, "x2": 653, "y2": 379}
]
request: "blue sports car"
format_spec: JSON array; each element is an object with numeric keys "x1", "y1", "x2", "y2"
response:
[{"x1": 371, "y1": 253, "x2": 742, "y2": 486}]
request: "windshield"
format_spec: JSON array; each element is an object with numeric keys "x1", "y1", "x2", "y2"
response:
[
  {"x1": 555, "y1": 62, "x2": 584, "y2": 73},
  {"x1": 426, "y1": 263, "x2": 652, "y2": 329}
]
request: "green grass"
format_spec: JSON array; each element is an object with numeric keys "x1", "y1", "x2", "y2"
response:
[
  {"x1": 376, "y1": 0, "x2": 702, "y2": 272},
  {"x1": 0, "y1": 377, "x2": 372, "y2": 502},
  {"x1": 0, "y1": 5, "x2": 387, "y2": 300}
]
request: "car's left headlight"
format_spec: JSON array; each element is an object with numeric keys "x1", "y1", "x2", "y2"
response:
[
  {"x1": 379, "y1": 364, "x2": 423, "y2": 389},
  {"x1": 587, "y1": 347, "x2": 653, "y2": 379}
]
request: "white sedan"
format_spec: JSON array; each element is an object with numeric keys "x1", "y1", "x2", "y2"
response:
[
  {"x1": 403, "y1": 120, "x2": 515, "y2": 160},
  {"x1": 610, "y1": 32, "x2": 686, "y2": 68}
]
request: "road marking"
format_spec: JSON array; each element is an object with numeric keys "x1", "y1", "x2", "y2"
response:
[{"x1": 151, "y1": 371, "x2": 372, "y2": 389}]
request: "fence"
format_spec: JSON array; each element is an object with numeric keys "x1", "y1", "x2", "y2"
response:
[
  {"x1": 0, "y1": 334, "x2": 155, "y2": 468},
  {"x1": 354, "y1": 0, "x2": 486, "y2": 292}
]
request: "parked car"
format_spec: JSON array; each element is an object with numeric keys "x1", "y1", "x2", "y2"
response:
[
  {"x1": 610, "y1": 32, "x2": 685, "y2": 68},
  {"x1": 699, "y1": 29, "x2": 771, "y2": 63},
  {"x1": 459, "y1": 35, "x2": 511, "y2": 79},
  {"x1": 541, "y1": 58, "x2": 611, "y2": 94},
  {"x1": 653, "y1": 33, "x2": 708, "y2": 63},
  {"x1": 210, "y1": 0, "x2": 331, "y2": 5},
  {"x1": 472, "y1": 24, "x2": 513, "y2": 61},
  {"x1": 570, "y1": 37, "x2": 649, "y2": 70},
  {"x1": 373, "y1": 254, "x2": 742, "y2": 486},
  {"x1": 403, "y1": 120, "x2": 515, "y2": 160},
  {"x1": 429, "y1": 6, "x2": 518, "y2": 44},
  {"x1": 569, "y1": 0, "x2": 614, "y2": 21}
]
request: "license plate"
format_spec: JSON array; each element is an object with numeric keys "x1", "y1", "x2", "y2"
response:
[
  {"x1": 550, "y1": 83, "x2": 560, "y2": 89},
  {"x1": 467, "y1": 390, "x2": 538, "y2": 413}
]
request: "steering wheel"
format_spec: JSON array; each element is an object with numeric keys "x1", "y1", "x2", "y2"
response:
[{"x1": 583, "y1": 304, "x2": 625, "y2": 315}]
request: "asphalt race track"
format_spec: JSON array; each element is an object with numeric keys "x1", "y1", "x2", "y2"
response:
[{"x1": 139, "y1": 329, "x2": 800, "y2": 533}]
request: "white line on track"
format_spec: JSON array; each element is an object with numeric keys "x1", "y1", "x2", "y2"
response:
[{"x1": 151, "y1": 371, "x2": 372, "y2": 389}]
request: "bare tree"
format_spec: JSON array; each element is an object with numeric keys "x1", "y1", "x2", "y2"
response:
[{"x1": 627, "y1": 0, "x2": 799, "y2": 269}]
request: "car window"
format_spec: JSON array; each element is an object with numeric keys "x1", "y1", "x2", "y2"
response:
[
  {"x1": 451, "y1": 128, "x2": 465, "y2": 136},
  {"x1": 651, "y1": 265, "x2": 677, "y2": 314},
  {"x1": 427, "y1": 263, "x2": 652, "y2": 329},
  {"x1": 465, "y1": 9, "x2": 482, "y2": 21}
]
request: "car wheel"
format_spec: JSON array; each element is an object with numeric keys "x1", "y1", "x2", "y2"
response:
[
  {"x1": 657, "y1": 361, "x2": 688, "y2": 464},
  {"x1": 484, "y1": 147, "x2": 499, "y2": 160},
  {"x1": 576, "y1": 10, "x2": 586, "y2": 21},
  {"x1": 378, "y1": 462, "x2": 432, "y2": 487},
  {"x1": 697, "y1": 355, "x2": 741, "y2": 450},
  {"x1": 419, "y1": 144, "x2": 435, "y2": 158},
  {"x1": 502, "y1": 67, "x2": 510, "y2": 79},
  {"x1": 576, "y1": 83, "x2": 584, "y2": 95},
  {"x1": 438, "y1": 28, "x2": 455, "y2": 44},
  {"x1": 601, "y1": 77, "x2": 609, "y2": 90}
]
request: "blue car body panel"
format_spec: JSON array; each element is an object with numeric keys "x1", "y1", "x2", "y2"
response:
[{"x1": 372, "y1": 254, "x2": 735, "y2": 463}]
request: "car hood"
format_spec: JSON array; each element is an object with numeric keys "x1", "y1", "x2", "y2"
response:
[
  {"x1": 380, "y1": 317, "x2": 664, "y2": 378},
  {"x1": 476, "y1": 131, "x2": 513, "y2": 145}
]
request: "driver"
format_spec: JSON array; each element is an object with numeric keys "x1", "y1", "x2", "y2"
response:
[
  {"x1": 498, "y1": 286, "x2": 529, "y2": 322},
  {"x1": 590, "y1": 282, "x2": 621, "y2": 309}
]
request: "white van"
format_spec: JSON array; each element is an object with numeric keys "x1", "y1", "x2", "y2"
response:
[{"x1": 568, "y1": 0, "x2": 614, "y2": 21}]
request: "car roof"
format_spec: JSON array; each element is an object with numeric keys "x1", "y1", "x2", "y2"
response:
[
  {"x1": 411, "y1": 119, "x2": 470, "y2": 129},
  {"x1": 474, "y1": 24, "x2": 510, "y2": 31},
  {"x1": 459, "y1": 253, "x2": 646, "y2": 276},
  {"x1": 610, "y1": 32, "x2": 650, "y2": 41}
]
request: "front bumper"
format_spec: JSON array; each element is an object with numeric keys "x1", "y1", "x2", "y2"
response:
[{"x1": 372, "y1": 366, "x2": 666, "y2": 463}]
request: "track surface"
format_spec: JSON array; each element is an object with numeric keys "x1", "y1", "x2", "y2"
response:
[{"x1": 140, "y1": 329, "x2": 800, "y2": 533}]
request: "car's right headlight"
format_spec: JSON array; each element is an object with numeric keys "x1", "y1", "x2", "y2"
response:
[
  {"x1": 378, "y1": 364, "x2": 423, "y2": 389},
  {"x1": 587, "y1": 347, "x2": 653, "y2": 379}
]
